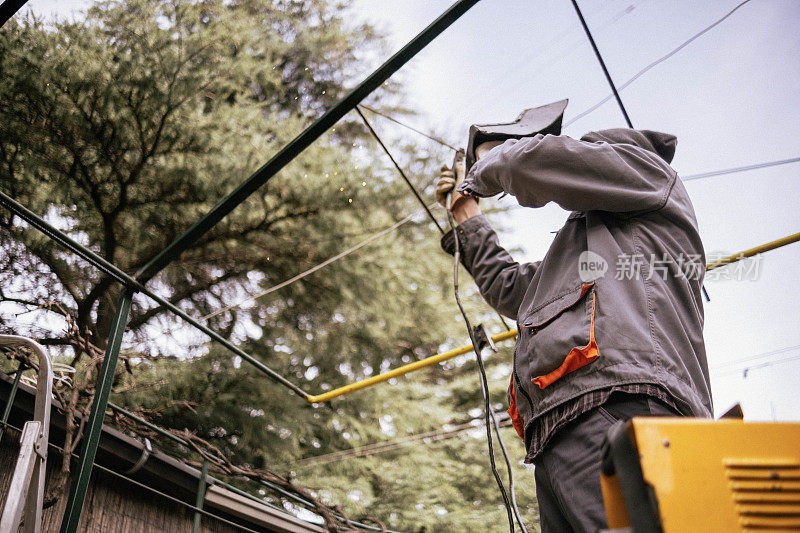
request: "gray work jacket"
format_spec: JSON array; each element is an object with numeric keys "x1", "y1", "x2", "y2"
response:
[{"x1": 441, "y1": 130, "x2": 713, "y2": 445}]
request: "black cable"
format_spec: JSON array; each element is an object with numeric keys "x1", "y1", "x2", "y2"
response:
[
  {"x1": 444, "y1": 194, "x2": 521, "y2": 533},
  {"x1": 570, "y1": 0, "x2": 633, "y2": 128},
  {"x1": 356, "y1": 106, "x2": 445, "y2": 234}
]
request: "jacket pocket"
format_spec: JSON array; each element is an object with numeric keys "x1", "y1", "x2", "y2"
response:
[{"x1": 520, "y1": 283, "x2": 599, "y2": 389}]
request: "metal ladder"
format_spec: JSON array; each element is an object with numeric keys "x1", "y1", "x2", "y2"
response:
[{"x1": 0, "y1": 335, "x2": 54, "y2": 533}]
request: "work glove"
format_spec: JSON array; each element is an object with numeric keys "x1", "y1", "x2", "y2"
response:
[{"x1": 435, "y1": 151, "x2": 474, "y2": 211}]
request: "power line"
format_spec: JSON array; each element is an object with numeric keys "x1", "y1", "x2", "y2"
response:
[
  {"x1": 682, "y1": 156, "x2": 800, "y2": 181},
  {"x1": 127, "y1": 210, "x2": 423, "y2": 350},
  {"x1": 565, "y1": 0, "x2": 753, "y2": 128},
  {"x1": 295, "y1": 413, "x2": 513, "y2": 467},
  {"x1": 711, "y1": 344, "x2": 800, "y2": 370}
]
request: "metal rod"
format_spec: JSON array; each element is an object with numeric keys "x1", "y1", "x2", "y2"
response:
[
  {"x1": 0, "y1": 0, "x2": 29, "y2": 28},
  {"x1": 192, "y1": 460, "x2": 209, "y2": 533},
  {"x1": 0, "y1": 192, "x2": 310, "y2": 399},
  {"x1": 570, "y1": 0, "x2": 633, "y2": 128},
  {"x1": 305, "y1": 329, "x2": 519, "y2": 403},
  {"x1": 107, "y1": 403, "x2": 190, "y2": 446},
  {"x1": 706, "y1": 232, "x2": 800, "y2": 271},
  {"x1": 60, "y1": 288, "x2": 133, "y2": 533},
  {"x1": 356, "y1": 106, "x2": 444, "y2": 234},
  {"x1": 0, "y1": 361, "x2": 24, "y2": 444},
  {"x1": 134, "y1": 0, "x2": 481, "y2": 283}
]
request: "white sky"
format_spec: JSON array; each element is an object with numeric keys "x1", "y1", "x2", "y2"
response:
[{"x1": 18, "y1": 0, "x2": 799, "y2": 421}]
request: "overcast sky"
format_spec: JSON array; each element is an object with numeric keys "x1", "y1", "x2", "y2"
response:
[{"x1": 19, "y1": 0, "x2": 800, "y2": 421}]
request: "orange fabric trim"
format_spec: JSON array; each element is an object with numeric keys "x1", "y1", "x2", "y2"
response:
[
  {"x1": 507, "y1": 378, "x2": 525, "y2": 440},
  {"x1": 532, "y1": 291, "x2": 599, "y2": 390}
]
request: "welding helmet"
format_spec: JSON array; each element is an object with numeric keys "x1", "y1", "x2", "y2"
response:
[{"x1": 465, "y1": 99, "x2": 568, "y2": 171}]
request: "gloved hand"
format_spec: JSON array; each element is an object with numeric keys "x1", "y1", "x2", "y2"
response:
[
  {"x1": 435, "y1": 165, "x2": 457, "y2": 207},
  {"x1": 435, "y1": 152, "x2": 473, "y2": 211}
]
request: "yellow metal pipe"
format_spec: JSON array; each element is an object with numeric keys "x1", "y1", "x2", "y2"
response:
[
  {"x1": 306, "y1": 231, "x2": 798, "y2": 403},
  {"x1": 305, "y1": 329, "x2": 519, "y2": 403},
  {"x1": 706, "y1": 232, "x2": 800, "y2": 271}
]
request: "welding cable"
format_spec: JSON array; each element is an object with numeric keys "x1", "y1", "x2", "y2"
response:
[
  {"x1": 489, "y1": 408, "x2": 528, "y2": 533},
  {"x1": 444, "y1": 193, "x2": 522, "y2": 533}
]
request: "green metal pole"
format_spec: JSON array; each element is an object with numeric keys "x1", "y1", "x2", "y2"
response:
[
  {"x1": 192, "y1": 460, "x2": 209, "y2": 533},
  {"x1": 0, "y1": 361, "x2": 24, "y2": 444},
  {"x1": 60, "y1": 288, "x2": 133, "y2": 533}
]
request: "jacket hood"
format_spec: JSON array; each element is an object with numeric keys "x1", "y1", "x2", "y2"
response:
[{"x1": 580, "y1": 128, "x2": 677, "y2": 164}]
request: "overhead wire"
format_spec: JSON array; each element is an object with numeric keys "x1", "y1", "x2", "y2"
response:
[
  {"x1": 295, "y1": 413, "x2": 513, "y2": 467},
  {"x1": 709, "y1": 344, "x2": 800, "y2": 370},
  {"x1": 565, "y1": 0, "x2": 753, "y2": 128},
  {"x1": 682, "y1": 156, "x2": 800, "y2": 181},
  {"x1": 202, "y1": 210, "x2": 420, "y2": 321}
]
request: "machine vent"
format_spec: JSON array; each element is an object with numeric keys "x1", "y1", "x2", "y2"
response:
[{"x1": 725, "y1": 458, "x2": 800, "y2": 530}]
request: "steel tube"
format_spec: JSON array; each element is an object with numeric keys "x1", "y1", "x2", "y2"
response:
[
  {"x1": 0, "y1": 361, "x2": 24, "y2": 444},
  {"x1": 706, "y1": 232, "x2": 800, "y2": 271},
  {"x1": 191, "y1": 460, "x2": 209, "y2": 533},
  {"x1": 60, "y1": 289, "x2": 133, "y2": 533}
]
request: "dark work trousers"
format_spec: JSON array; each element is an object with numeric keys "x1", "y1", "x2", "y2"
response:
[{"x1": 532, "y1": 393, "x2": 680, "y2": 533}]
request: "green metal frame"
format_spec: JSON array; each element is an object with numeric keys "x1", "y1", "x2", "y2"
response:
[
  {"x1": 0, "y1": 1, "x2": 481, "y2": 530},
  {"x1": 191, "y1": 460, "x2": 209, "y2": 533},
  {"x1": 59, "y1": 289, "x2": 133, "y2": 532}
]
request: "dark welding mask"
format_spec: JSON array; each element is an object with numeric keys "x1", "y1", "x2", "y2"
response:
[{"x1": 465, "y1": 99, "x2": 568, "y2": 171}]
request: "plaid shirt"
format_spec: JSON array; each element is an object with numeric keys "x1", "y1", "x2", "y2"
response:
[{"x1": 525, "y1": 383, "x2": 679, "y2": 461}]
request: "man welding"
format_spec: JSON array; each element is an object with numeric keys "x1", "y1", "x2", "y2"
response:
[{"x1": 435, "y1": 100, "x2": 713, "y2": 532}]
